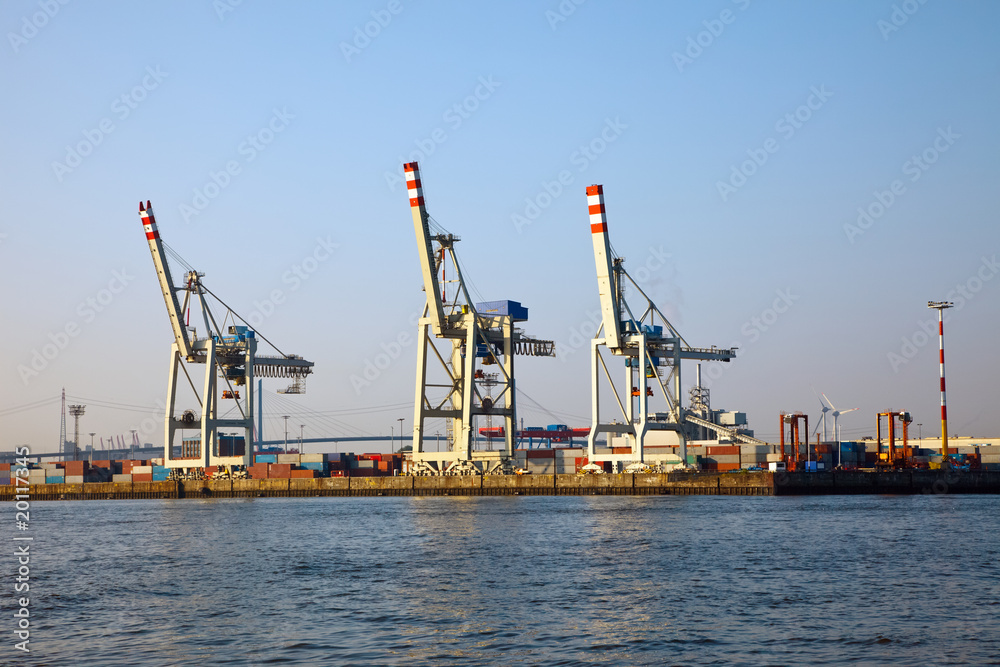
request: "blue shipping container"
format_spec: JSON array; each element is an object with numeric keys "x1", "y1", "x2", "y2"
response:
[
  {"x1": 46, "y1": 476, "x2": 65, "y2": 484},
  {"x1": 547, "y1": 424, "x2": 568, "y2": 431},
  {"x1": 152, "y1": 473, "x2": 169, "y2": 481},
  {"x1": 256, "y1": 454, "x2": 277, "y2": 464},
  {"x1": 300, "y1": 462, "x2": 327, "y2": 471},
  {"x1": 475, "y1": 300, "x2": 528, "y2": 322}
]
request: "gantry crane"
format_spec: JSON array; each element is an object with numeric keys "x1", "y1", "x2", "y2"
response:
[
  {"x1": 404, "y1": 163, "x2": 555, "y2": 475},
  {"x1": 139, "y1": 201, "x2": 314, "y2": 470},
  {"x1": 875, "y1": 410, "x2": 912, "y2": 469},
  {"x1": 779, "y1": 412, "x2": 809, "y2": 470},
  {"x1": 585, "y1": 185, "x2": 736, "y2": 470}
]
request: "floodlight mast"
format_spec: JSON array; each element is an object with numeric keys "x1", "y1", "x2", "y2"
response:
[{"x1": 927, "y1": 300, "x2": 954, "y2": 461}]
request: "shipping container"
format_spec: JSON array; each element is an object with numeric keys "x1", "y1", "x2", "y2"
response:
[
  {"x1": 268, "y1": 464, "x2": 292, "y2": 479},
  {"x1": 290, "y1": 469, "x2": 318, "y2": 479},
  {"x1": 526, "y1": 450, "x2": 555, "y2": 459},
  {"x1": 475, "y1": 300, "x2": 528, "y2": 321},
  {"x1": 132, "y1": 473, "x2": 153, "y2": 482},
  {"x1": 255, "y1": 454, "x2": 277, "y2": 464},
  {"x1": 112, "y1": 474, "x2": 133, "y2": 482}
]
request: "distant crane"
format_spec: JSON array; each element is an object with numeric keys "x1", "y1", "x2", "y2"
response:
[
  {"x1": 138, "y1": 201, "x2": 314, "y2": 470},
  {"x1": 403, "y1": 162, "x2": 555, "y2": 475},
  {"x1": 584, "y1": 184, "x2": 737, "y2": 469}
]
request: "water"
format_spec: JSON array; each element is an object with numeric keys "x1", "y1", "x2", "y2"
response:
[{"x1": 6, "y1": 495, "x2": 1000, "y2": 665}]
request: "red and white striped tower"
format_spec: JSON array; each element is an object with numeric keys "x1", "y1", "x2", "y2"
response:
[{"x1": 928, "y1": 301, "x2": 954, "y2": 461}]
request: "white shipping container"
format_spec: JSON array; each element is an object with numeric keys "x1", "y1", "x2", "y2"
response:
[
  {"x1": 300, "y1": 454, "x2": 326, "y2": 463},
  {"x1": 277, "y1": 454, "x2": 300, "y2": 464},
  {"x1": 132, "y1": 466, "x2": 153, "y2": 474},
  {"x1": 113, "y1": 474, "x2": 133, "y2": 482},
  {"x1": 65, "y1": 475, "x2": 85, "y2": 484},
  {"x1": 766, "y1": 453, "x2": 783, "y2": 463}
]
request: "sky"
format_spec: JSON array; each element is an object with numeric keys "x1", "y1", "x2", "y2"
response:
[{"x1": 1, "y1": 0, "x2": 998, "y2": 453}]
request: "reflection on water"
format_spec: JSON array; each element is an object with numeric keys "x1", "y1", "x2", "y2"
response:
[{"x1": 9, "y1": 495, "x2": 1000, "y2": 665}]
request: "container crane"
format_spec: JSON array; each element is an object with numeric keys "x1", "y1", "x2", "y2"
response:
[
  {"x1": 585, "y1": 185, "x2": 736, "y2": 469},
  {"x1": 875, "y1": 410, "x2": 912, "y2": 469},
  {"x1": 404, "y1": 163, "x2": 555, "y2": 475},
  {"x1": 139, "y1": 201, "x2": 314, "y2": 470}
]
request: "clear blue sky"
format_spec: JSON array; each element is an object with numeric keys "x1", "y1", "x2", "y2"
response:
[{"x1": 2, "y1": 0, "x2": 998, "y2": 451}]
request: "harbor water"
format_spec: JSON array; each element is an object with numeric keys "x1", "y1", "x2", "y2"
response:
[{"x1": 6, "y1": 495, "x2": 1000, "y2": 665}]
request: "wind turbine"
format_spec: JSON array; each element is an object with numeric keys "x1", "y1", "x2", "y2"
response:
[
  {"x1": 813, "y1": 396, "x2": 832, "y2": 442},
  {"x1": 823, "y1": 393, "x2": 858, "y2": 443}
]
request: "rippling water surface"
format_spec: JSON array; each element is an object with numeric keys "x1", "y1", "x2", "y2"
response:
[{"x1": 6, "y1": 495, "x2": 1000, "y2": 665}]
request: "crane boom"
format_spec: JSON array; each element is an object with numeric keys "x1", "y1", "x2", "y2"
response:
[
  {"x1": 404, "y1": 162, "x2": 447, "y2": 336},
  {"x1": 139, "y1": 201, "x2": 192, "y2": 358},
  {"x1": 587, "y1": 185, "x2": 622, "y2": 351}
]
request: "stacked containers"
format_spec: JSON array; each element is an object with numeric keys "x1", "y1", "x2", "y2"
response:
[{"x1": 0, "y1": 463, "x2": 10, "y2": 485}]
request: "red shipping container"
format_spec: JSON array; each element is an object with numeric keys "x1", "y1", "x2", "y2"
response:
[
  {"x1": 707, "y1": 446, "x2": 740, "y2": 456},
  {"x1": 0, "y1": 463, "x2": 11, "y2": 471},
  {"x1": 204, "y1": 466, "x2": 219, "y2": 476},
  {"x1": 268, "y1": 464, "x2": 291, "y2": 479},
  {"x1": 64, "y1": 461, "x2": 88, "y2": 475},
  {"x1": 717, "y1": 463, "x2": 741, "y2": 471},
  {"x1": 91, "y1": 460, "x2": 112, "y2": 469},
  {"x1": 290, "y1": 469, "x2": 318, "y2": 478},
  {"x1": 526, "y1": 450, "x2": 554, "y2": 459},
  {"x1": 362, "y1": 453, "x2": 383, "y2": 462},
  {"x1": 132, "y1": 473, "x2": 153, "y2": 482},
  {"x1": 249, "y1": 464, "x2": 269, "y2": 479},
  {"x1": 612, "y1": 447, "x2": 632, "y2": 455}
]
